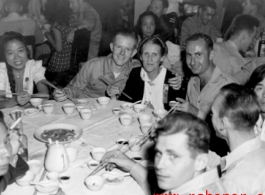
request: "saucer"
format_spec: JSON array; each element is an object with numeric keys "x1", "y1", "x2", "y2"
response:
[{"x1": 24, "y1": 108, "x2": 39, "y2": 116}]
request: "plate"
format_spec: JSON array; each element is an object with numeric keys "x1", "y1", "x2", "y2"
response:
[
  {"x1": 34, "y1": 123, "x2": 83, "y2": 144},
  {"x1": 24, "y1": 108, "x2": 39, "y2": 116}
]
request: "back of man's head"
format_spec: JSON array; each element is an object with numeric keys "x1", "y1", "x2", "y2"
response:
[
  {"x1": 4, "y1": 0, "x2": 22, "y2": 15},
  {"x1": 156, "y1": 112, "x2": 210, "y2": 158},
  {"x1": 199, "y1": 0, "x2": 217, "y2": 11},
  {"x1": 218, "y1": 83, "x2": 260, "y2": 131},
  {"x1": 226, "y1": 14, "x2": 260, "y2": 40}
]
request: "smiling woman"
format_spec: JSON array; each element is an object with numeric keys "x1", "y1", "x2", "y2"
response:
[
  {"x1": 0, "y1": 32, "x2": 49, "y2": 109},
  {"x1": 119, "y1": 36, "x2": 178, "y2": 110}
]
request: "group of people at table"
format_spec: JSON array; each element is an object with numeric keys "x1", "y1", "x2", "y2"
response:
[{"x1": 1, "y1": 2, "x2": 265, "y2": 194}]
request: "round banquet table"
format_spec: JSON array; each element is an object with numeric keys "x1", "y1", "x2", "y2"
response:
[{"x1": 1, "y1": 98, "x2": 155, "y2": 195}]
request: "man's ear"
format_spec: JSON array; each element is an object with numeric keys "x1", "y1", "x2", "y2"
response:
[
  {"x1": 110, "y1": 43, "x2": 114, "y2": 53},
  {"x1": 195, "y1": 153, "x2": 208, "y2": 172},
  {"x1": 209, "y1": 50, "x2": 215, "y2": 61}
]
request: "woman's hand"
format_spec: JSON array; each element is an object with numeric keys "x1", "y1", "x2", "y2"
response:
[
  {"x1": 53, "y1": 89, "x2": 68, "y2": 102},
  {"x1": 16, "y1": 91, "x2": 31, "y2": 106},
  {"x1": 67, "y1": 30, "x2": 75, "y2": 44},
  {"x1": 168, "y1": 72, "x2": 183, "y2": 90}
]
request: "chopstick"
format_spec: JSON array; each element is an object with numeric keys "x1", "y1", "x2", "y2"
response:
[
  {"x1": 99, "y1": 76, "x2": 132, "y2": 100},
  {"x1": 0, "y1": 92, "x2": 19, "y2": 96},
  {"x1": 40, "y1": 80, "x2": 80, "y2": 104},
  {"x1": 32, "y1": 169, "x2": 47, "y2": 195}
]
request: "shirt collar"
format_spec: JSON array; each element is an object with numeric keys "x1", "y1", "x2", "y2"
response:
[
  {"x1": 223, "y1": 137, "x2": 262, "y2": 171},
  {"x1": 103, "y1": 54, "x2": 131, "y2": 78},
  {"x1": 169, "y1": 168, "x2": 220, "y2": 194}
]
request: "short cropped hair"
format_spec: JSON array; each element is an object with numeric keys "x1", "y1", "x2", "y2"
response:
[
  {"x1": 156, "y1": 112, "x2": 210, "y2": 158},
  {"x1": 245, "y1": 64, "x2": 265, "y2": 90},
  {"x1": 112, "y1": 28, "x2": 138, "y2": 49},
  {"x1": 137, "y1": 35, "x2": 168, "y2": 60},
  {"x1": 151, "y1": 0, "x2": 169, "y2": 8},
  {"x1": 228, "y1": 14, "x2": 260, "y2": 38},
  {"x1": 186, "y1": 33, "x2": 213, "y2": 54},
  {"x1": 249, "y1": 0, "x2": 264, "y2": 10},
  {"x1": 200, "y1": 0, "x2": 217, "y2": 10},
  {"x1": 218, "y1": 83, "x2": 260, "y2": 131}
]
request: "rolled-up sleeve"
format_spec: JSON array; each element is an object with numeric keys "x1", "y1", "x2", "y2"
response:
[{"x1": 32, "y1": 60, "x2": 46, "y2": 83}]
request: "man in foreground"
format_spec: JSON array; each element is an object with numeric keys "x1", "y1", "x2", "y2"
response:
[
  {"x1": 211, "y1": 83, "x2": 265, "y2": 194},
  {"x1": 105, "y1": 112, "x2": 225, "y2": 195}
]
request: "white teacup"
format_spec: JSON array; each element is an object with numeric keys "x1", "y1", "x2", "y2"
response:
[
  {"x1": 120, "y1": 114, "x2": 133, "y2": 126},
  {"x1": 76, "y1": 105, "x2": 85, "y2": 112},
  {"x1": 80, "y1": 109, "x2": 92, "y2": 120},
  {"x1": 129, "y1": 137, "x2": 142, "y2": 152},
  {"x1": 133, "y1": 104, "x2": 146, "y2": 113},
  {"x1": 87, "y1": 160, "x2": 100, "y2": 170},
  {"x1": 140, "y1": 122, "x2": 152, "y2": 135},
  {"x1": 138, "y1": 114, "x2": 152, "y2": 125},
  {"x1": 40, "y1": 104, "x2": 54, "y2": 114},
  {"x1": 63, "y1": 103, "x2": 75, "y2": 115},
  {"x1": 91, "y1": 147, "x2": 106, "y2": 161}
]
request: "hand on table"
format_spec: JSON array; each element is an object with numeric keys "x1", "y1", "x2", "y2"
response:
[
  {"x1": 174, "y1": 98, "x2": 199, "y2": 116},
  {"x1": 106, "y1": 85, "x2": 120, "y2": 100},
  {"x1": 16, "y1": 91, "x2": 31, "y2": 106},
  {"x1": 53, "y1": 89, "x2": 68, "y2": 102},
  {"x1": 105, "y1": 151, "x2": 136, "y2": 173},
  {"x1": 168, "y1": 72, "x2": 182, "y2": 90}
]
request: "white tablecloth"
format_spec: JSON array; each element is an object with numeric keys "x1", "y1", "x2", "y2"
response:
[{"x1": 1, "y1": 98, "x2": 154, "y2": 195}]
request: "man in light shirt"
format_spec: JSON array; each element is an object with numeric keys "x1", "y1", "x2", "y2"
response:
[
  {"x1": 174, "y1": 33, "x2": 235, "y2": 120},
  {"x1": 214, "y1": 14, "x2": 265, "y2": 85},
  {"x1": 105, "y1": 112, "x2": 225, "y2": 195},
  {"x1": 211, "y1": 83, "x2": 265, "y2": 194}
]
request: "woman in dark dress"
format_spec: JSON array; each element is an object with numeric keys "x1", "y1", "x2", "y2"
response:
[{"x1": 119, "y1": 36, "x2": 180, "y2": 110}]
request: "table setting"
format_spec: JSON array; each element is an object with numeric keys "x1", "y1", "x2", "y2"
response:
[{"x1": 0, "y1": 95, "x2": 180, "y2": 195}]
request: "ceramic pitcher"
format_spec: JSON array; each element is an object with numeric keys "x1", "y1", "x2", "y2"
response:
[{"x1": 45, "y1": 141, "x2": 69, "y2": 173}]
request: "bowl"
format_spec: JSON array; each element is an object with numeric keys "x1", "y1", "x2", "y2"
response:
[
  {"x1": 75, "y1": 99, "x2": 89, "y2": 106},
  {"x1": 30, "y1": 98, "x2": 43, "y2": 107},
  {"x1": 169, "y1": 101, "x2": 177, "y2": 107},
  {"x1": 15, "y1": 171, "x2": 36, "y2": 186},
  {"x1": 46, "y1": 172, "x2": 59, "y2": 181},
  {"x1": 76, "y1": 105, "x2": 85, "y2": 112},
  {"x1": 63, "y1": 103, "x2": 75, "y2": 115},
  {"x1": 138, "y1": 114, "x2": 152, "y2": 125},
  {"x1": 112, "y1": 108, "x2": 120, "y2": 115},
  {"x1": 10, "y1": 109, "x2": 23, "y2": 120},
  {"x1": 129, "y1": 137, "x2": 142, "y2": 152},
  {"x1": 66, "y1": 147, "x2": 78, "y2": 163},
  {"x1": 116, "y1": 138, "x2": 129, "y2": 146},
  {"x1": 121, "y1": 103, "x2": 133, "y2": 110},
  {"x1": 91, "y1": 147, "x2": 106, "y2": 161},
  {"x1": 35, "y1": 180, "x2": 59, "y2": 194},
  {"x1": 59, "y1": 175, "x2": 71, "y2": 184},
  {"x1": 101, "y1": 172, "x2": 127, "y2": 185},
  {"x1": 87, "y1": 160, "x2": 100, "y2": 170},
  {"x1": 85, "y1": 175, "x2": 105, "y2": 191},
  {"x1": 41, "y1": 103, "x2": 54, "y2": 114},
  {"x1": 154, "y1": 109, "x2": 167, "y2": 118},
  {"x1": 140, "y1": 122, "x2": 152, "y2": 135},
  {"x1": 97, "y1": 97, "x2": 110, "y2": 106},
  {"x1": 132, "y1": 157, "x2": 143, "y2": 163},
  {"x1": 27, "y1": 160, "x2": 42, "y2": 175},
  {"x1": 119, "y1": 114, "x2": 133, "y2": 126},
  {"x1": 24, "y1": 108, "x2": 39, "y2": 116},
  {"x1": 80, "y1": 109, "x2": 92, "y2": 120},
  {"x1": 133, "y1": 104, "x2": 146, "y2": 113}
]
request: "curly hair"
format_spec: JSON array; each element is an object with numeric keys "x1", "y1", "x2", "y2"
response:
[{"x1": 0, "y1": 32, "x2": 27, "y2": 93}]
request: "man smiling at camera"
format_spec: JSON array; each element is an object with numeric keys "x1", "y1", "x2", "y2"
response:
[
  {"x1": 105, "y1": 112, "x2": 225, "y2": 195},
  {"x1": 54, "y1": 29, "x2": 182, "y2": 101}
]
